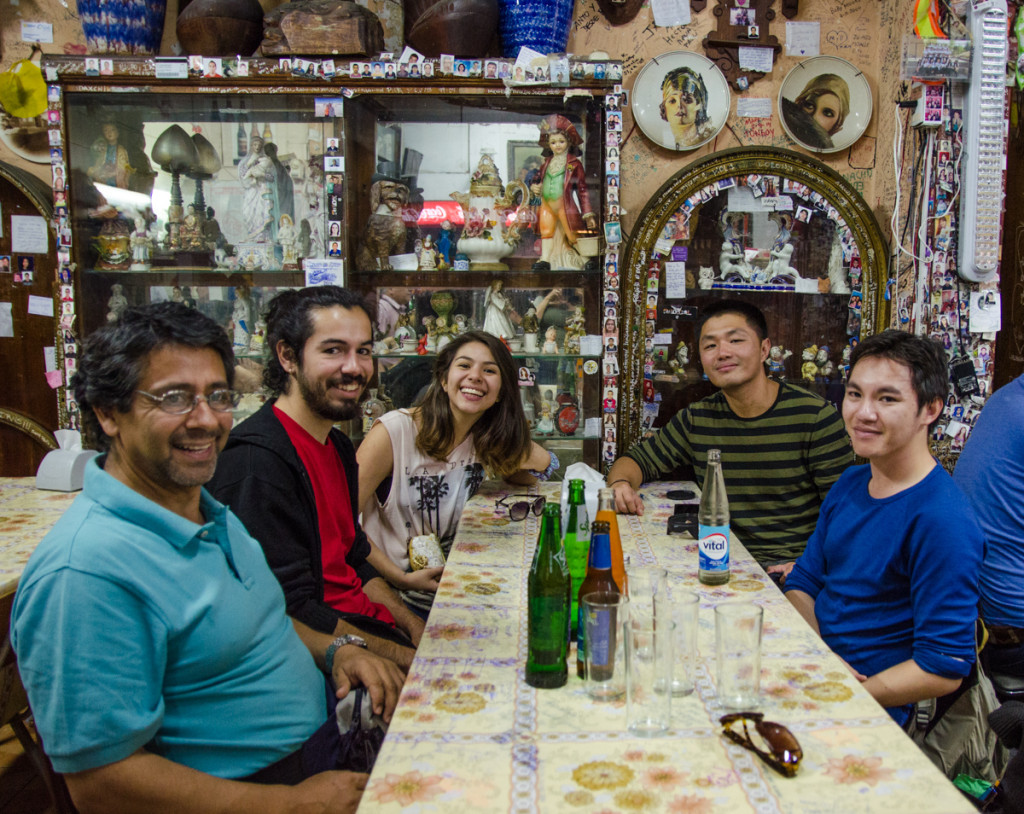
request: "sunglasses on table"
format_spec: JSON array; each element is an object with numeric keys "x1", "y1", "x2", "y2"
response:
[
  {"x1": 495, "y1": 494, "x2": 546, "y2": 521},
  {"x1": 720, "y1": 712, "x2": 802, "y2": 778}
]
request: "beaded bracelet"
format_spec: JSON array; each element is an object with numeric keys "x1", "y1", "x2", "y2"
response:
[{"x1": 527, "y1": 450, "x2": 560, "y2": 481}]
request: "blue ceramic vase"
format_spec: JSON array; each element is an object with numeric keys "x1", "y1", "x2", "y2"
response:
[
  {"x1": 76, "y1": 0, "x2": 167, "y2": 55},
  {"x1": 498, "y1": 0, "x2": 574, "y2": 58}
]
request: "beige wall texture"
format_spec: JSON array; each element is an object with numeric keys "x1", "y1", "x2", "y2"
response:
[{"x1": 2, "y1": 0, "x2": 908, "y2": 233}]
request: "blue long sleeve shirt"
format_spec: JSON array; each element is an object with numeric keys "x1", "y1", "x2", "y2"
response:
[{"x1": 787, "y1": 463, "x2": 983, "y2": 725}]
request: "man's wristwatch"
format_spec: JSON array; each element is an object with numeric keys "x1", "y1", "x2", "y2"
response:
[{"x1": 325, "y1": 633, "x2": 368, "y2": 672}]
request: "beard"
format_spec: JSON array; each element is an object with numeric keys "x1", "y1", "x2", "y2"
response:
[{"x1": 295, "y1": 365, "x2": 367, "y2": 422}]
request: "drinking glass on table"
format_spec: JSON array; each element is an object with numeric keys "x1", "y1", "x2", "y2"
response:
[
  {"x1": 625, "y1": 612, "x2": 673, "y2": 736},
  {"x1": 715, "y1": 602, "x2": 763, "y2": 709},
  {"x1": 582, "y1": 591, "x2": 628, "y2": 701},
  {"x1": 662, "y1": 590, "x2": 700, "y2": 697}
]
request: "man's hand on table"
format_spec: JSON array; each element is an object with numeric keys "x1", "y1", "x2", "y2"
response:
[
  {"x1": 611, "y1": 481, "x2": 644, "y2": 516},
  {"x1": 766, "y1": 561, "x2": 795, "y2": 585},
  {"x1": 292, "y1": 771, "x2": 367, "y2": 813},
  {"x1": 332, "y1": 646, "x2": 405, "y2": 723}
]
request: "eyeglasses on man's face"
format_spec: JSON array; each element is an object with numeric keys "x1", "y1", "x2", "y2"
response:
[
  {"x1": 495, "y1": 494, "x2": 546, "y2": 522},
  {"x1": 136, "y1": 389, "x2": 241, "y2": 415},
  {"x1": 720, "y1": 712, "x2": 802, "y2": 777}
]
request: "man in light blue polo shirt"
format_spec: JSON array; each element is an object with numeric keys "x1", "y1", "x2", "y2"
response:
[{"x1": 12, "y1": 303, "x2": 403, "y2": 813}]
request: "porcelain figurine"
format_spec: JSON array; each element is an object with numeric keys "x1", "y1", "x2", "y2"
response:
[
  {"x1": 238, "y1": 135, "x2": 276, "y2": 243},
  {"x1": 563, "y1": 305, "x2": 585, "y2": 354},
  {"x1": 277, "y1": 213, "x2": 299, "y2": 268},
  {"x1": 530, "y1": 114, "x2": 597, "y2": 271},
  {"x1": 542, "y1": 324, "x2": 559, "y2": 354},
  {"x1": 482, "y1": 279, "x2": 517, "y2": 340},
  {"x1": 106, "y1": 283, "x2": 128, "y2": 323},
  {"x1": 768, "y1": 345, "x2": 792, "y2": 378},
  {"x1": 698, "y1": 266, "x2": 715, "y2": 289},
  {"x1": 800, "y1": 344, "x2": 819, "y2": 383},
  {"x1": 417, "y1": 233, "x2": 440, "y2": 271},
  {"x1": 129, "y1": 216, "x2": 152, "y2": 270},
  {"x1": 521, "y1": 306, "x2": 539, "y2": 352}
]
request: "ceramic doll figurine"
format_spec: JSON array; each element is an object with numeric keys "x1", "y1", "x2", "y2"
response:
[
  {"x1": 483, "y1": 279, "x2": 517, "y2": 340},
  {"x1": 563, "y1": 306, "x2": 585, "y2": 354},
  {"x1": 698, "y1": 266, "x2": 715, "y2": 289},
  {"x1": 106, "y1": 283, "x2": 128, "y2": 323},
  {"x1": 521, "y1": 307, "x2": 539, "y2": 352},
  {"x1": 768, "y1": 345, "x2": 792, "y2": 378},
  {"x1": 422, "y1": 315, "x2": 437, "y2": 352},
  {"x1": 417, "y1": 233, "x2": 440, "y2": 271},
  {"x1": 436, "y1": 219, "x2": 455, "y2": 268},
  {"x1": 434, "y1": 315, "x2": 455, "y2": 350},
  {"x1": 800, "y1": 344, "x2": 819, "y2": 383},
  {"x1": 535, "y1": 400, "x2": 555, "y2": 435},
  {"x1": 180, "y1": 286, "x2": 197, "y2": 309},
  {"x1": 668, "y1": 341, "x2": 689, "y2": 376},
  {"x1": 129, "y1": 216, "x2": 152, "y2": 270},
  {"x1": 814, "y1": 345, "x2": 831, "y2": 382},
  {"x1": 530, "y1": 114, "x2": 597, "y2": 270},
  {"x1": 392, "y1": 309, "x2": 416, "y2": 351},
  {"x1": 277, "y1": 213, "x2": 299, "y2": 268},
  {"x1": 232, "y1": 291, "x2": 251, "y2": 350},
  {"x1": 248, "y1": 318, "x2": 267, "y2": 354},
  {"x1": 542, "y1": 324, "x2": 559, "y2": 354}
]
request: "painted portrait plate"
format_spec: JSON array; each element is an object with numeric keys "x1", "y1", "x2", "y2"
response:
[
  {"x1": 778, "y1": 56, "x2": 872, "y2": 154},
  {"x1": 631, "y1": 51, "x2": 730, "y2": 152}
]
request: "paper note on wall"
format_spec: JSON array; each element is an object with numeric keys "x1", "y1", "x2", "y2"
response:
[
  {"x1": 0, "y1": 302, "x2": 12, "y2": 337},
  {"x1": 11, "y1": 216, "x2": 49, "y2": 254},
  {"x1": 651, "y1": 0, "x2": 690, "y2": 26},
  {"x1": 28, "y1": 295, "x2": 54, "y2": 317}
]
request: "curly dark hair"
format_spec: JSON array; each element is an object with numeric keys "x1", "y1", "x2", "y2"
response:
[
  {"x1": 415, "y1": 331, "x2": 532, "y2": 478},
  {"x1": 262, "y1": 286, "x2": 375, "y2": 396},
  {"x1": 72, "y1": 302, "x2": 235, "y2": 451}
]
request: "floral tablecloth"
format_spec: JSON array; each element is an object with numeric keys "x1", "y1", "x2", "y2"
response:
[
  {"x1": 0, "y1": 478, "x2": 78, "y2": 597},
  {"x1": 362, "y1": 481, "x2": 972, "y2": 813}
]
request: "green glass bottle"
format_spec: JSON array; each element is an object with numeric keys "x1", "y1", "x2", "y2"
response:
[
  {"x1": 563, "y1": 479, "x2": 590, "y2": 640},
  {"x1": 526, "y1": 503, "x2": 570, "y2": 689}
]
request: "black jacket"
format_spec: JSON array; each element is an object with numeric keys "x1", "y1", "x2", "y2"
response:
[{"x1": 208, "y1": 400, "x2": 385, "y2": 635}]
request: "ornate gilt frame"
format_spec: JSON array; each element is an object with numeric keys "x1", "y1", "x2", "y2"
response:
[{"x1": 618, "y1": 146, "x2": 890, "y2": 449}]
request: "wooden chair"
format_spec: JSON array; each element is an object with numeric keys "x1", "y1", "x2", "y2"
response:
[{"x1": 1, "y1": 591, "x2": 76, "y2": 813}]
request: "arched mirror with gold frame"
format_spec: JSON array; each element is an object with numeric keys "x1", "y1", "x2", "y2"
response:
[{"x1": 617, "y1": 146, "x2": 890, "y2": 452}]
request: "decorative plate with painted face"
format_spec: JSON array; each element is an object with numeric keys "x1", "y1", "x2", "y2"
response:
[
  {"x1": 778, "y1": 56, "x2": 873, "y2": 154},
  {"x1": 631, "y1": 51, "x2": 730, "y2": 152}
]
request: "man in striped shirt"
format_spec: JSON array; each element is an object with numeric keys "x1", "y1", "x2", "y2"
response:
[{"x1": 606, "y1": 299, "x2": 852, "y2": 581}]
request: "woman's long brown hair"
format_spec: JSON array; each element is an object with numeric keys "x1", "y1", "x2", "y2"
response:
[{"x1": 415, "y1": 330, "x2": 532, "y2": 479}]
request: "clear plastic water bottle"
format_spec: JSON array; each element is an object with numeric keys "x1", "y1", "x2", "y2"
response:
[{"x1": 698, "y1": 449, "x2": 730, "y2": 585}]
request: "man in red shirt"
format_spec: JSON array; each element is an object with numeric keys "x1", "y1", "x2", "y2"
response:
[{"x1": 210, "y1": 287, "x2": 422, "y2": 669}]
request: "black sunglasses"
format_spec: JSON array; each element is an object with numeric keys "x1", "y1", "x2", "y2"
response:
[
  {"x1": 495, "y1": 494, "x2": 546, "y2": 521},
  {"x1": 720, "y1": 712, "x2": 802, "y2": 778}
]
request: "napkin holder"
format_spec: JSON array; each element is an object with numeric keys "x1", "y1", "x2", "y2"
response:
[{"x1": 36, "y1": 430, "x2": 99, "y2": 492}]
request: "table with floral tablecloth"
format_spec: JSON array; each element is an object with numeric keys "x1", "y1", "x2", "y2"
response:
[
  {"x1": 0, "y1": 478, "x2": 78, "y2": 598},
  {"x1": 362, "y1": 481, "x2": 972, "y2": 813}
]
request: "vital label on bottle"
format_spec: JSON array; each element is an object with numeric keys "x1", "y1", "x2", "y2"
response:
[{"x1": 698, "y1": 523, "x2": 730, "y2": 572}]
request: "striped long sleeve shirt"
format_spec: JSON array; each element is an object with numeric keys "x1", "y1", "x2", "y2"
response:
[{"x1": 626, "y1": 381, "x2": 853, "y2": 564}]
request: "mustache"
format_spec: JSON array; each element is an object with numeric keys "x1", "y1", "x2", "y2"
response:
[{"x1": 329, "y1": 374, "x2": 367, "y2": 388}]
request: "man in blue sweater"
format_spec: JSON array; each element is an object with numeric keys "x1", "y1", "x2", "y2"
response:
[
  {"x1": 785, "y1": 330, "x2": 983, "y2": 726},
  {"x1": 954, "y1": 373, "x2": 1024, "y2": 679}
]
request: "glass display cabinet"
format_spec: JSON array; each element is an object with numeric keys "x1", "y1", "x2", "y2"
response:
[
  {"x1": 48, "y1": 58, "x2": 614, "y2": 470},
  {"x1": 617, "y1": 147, "x2": 890, "y2": 451}
]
